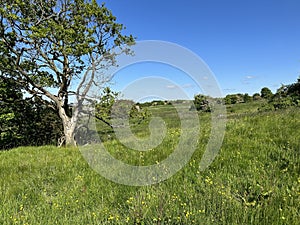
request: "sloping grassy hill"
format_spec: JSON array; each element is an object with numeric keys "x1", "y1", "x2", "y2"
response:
[{"x1": 0, "y1": 104, "x2": 299, "y2": 224}]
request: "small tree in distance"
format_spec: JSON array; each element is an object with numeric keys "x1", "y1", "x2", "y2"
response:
[
  {"x1": 191, "y1": 94, "x2": 211, "y2": 112},
  {"x1": 0, "y1": 0, "x2": 135, "y2": 146},
  {"x1": 253, "y1": 93, "x2": 261, "y2": 101},
  {"x1": 224, "y1": 94, "x2": 238, "y2": 104},
  {"x1": 261, "y1": 87, "x2": 273, "y2": 100},
  {"x1": 243, "y1": 93, "x2": 252, "y2": 103}
]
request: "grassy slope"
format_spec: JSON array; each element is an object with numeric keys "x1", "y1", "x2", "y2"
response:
[{"x1": 0, "y1": 102, "x2": 299, "y2": 224}]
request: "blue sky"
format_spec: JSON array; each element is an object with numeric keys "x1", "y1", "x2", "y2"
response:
[{"x1": 101, "y1": 0, "x2": 300, "y2": 98}]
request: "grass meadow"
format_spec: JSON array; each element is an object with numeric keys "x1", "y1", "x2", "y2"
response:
[{"x1": 0, "y1": 102, "x2": 299, "y2": 224}]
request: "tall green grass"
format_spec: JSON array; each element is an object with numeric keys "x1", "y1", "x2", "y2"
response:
[{"x1": 0, "y1": 104, "x2": 299, "y2": 224}]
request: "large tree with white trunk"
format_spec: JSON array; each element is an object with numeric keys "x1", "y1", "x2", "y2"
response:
[{"x1": 0, "y1": 0, "x2": 135, "y2": 146}]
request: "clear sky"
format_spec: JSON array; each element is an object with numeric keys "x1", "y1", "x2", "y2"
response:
[{"x1": 101, "y1": 0, "x2": 300, "y2": 98}]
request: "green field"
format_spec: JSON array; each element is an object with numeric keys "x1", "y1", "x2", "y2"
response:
[{"x1": 1, "y1": 102, "x2": 299, "y2": 224}]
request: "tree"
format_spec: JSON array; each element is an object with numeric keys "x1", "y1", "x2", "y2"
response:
[
  {"x1": 286, "y1": 77, "x2": 300, "y2": 100},
  {"x1": 0, "y1": 77, "x2": 24, "y2": 148},
  {"x1": 95, "y1": 88, "x2": 150, "y2": 128},
  {"x1": 94, "y1": 87, "x2": 119, "y2": 128},
  {"x1": 269, "y1": 77, "x2": 300, "y2": 109},
  {"x1": 0, "y1": 77, "x2": 63, "y2": 149},
  {"x1": 224, "y1": 94, "x2": 238, "y2": 105},
  {"x1": 260, "y1": 87, "x2": 273, "y2": 100},
  {"x1": 191, "y1": 94, "x2": 211, "y2": 112},
  {"x1": 243, "y1": 93, "x2": 252, "y2": 103},
  {"x1": 0, "y1": 0, "x2": 135, "y2": 146},
  {"x1": 252, "y1": 93, "x2": 261, "y2": 101}
]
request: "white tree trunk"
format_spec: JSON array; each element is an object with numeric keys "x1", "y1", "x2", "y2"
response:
[
  {"x1": 63, "y1": 120, "x2": 76, "y2": 146},
  {"x1": 58, "y1": 103, "x2": 78, "y2": 147}
]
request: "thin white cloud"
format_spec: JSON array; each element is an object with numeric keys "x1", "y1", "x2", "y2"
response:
[
  {"x1": 223, "y1": 88, "x2": 236, "y2": 91},
  {"x1": 166, "y1": 84, "x2": 195, "y2": 89},
  {"x1": 182, "y1": 83, "x2": 194, "y2": 88},
  {"x1": 166, "y1": 85, "x2": 177, "y2": 89}
]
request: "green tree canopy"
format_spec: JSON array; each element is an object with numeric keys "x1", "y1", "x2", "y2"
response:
[
  {"x1": 260, "y1": 87, "x2": 273, "y2": 99},
  {"x1": 0, "y1": 77, "x2": 63, "y2": 149},
  {"x1": 0, "y1": 0, "x2": 135, "y2": 146},
  {"x1": 191, "y1": 94, "x2": 211, "y2": 112}
]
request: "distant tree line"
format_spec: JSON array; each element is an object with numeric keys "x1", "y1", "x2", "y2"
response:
[{"x1": 192, "y1": 77, "x2": 300, "y2": 112}]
